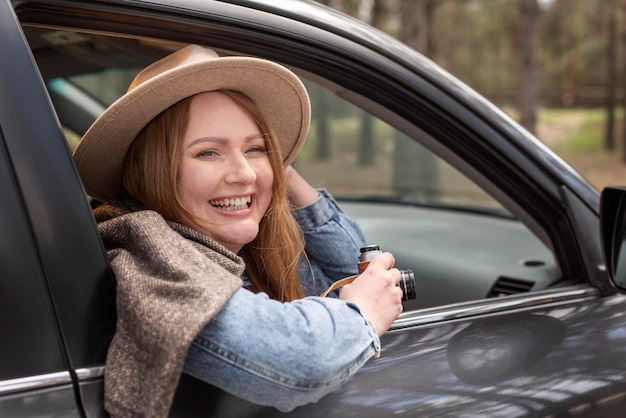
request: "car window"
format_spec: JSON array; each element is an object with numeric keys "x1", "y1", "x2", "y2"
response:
[
  {"x1": 56, "y1": 64, "x2": 506, "y2": 214},
  {"x1": 293, "y1": 82, "x2": 560, "y2": 310},
  {"x1": 297, "y1": 81, "x2": 505, "y2": 212},
  {"x1": 30, "y1": 28, "x2": 561, "y2": 312}
]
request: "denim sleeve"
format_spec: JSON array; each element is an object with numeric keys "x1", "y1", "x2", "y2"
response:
[
  {"x1": 293, "y1": 189, "x2": 366, "y2": 296},
  {"x1": 183, "y1": 288, "x2": 380, "y2": 412}
]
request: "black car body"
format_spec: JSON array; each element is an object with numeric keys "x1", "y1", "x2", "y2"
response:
[{"x1": 2, "y1": 0, "x2": 626, "y2": 416}]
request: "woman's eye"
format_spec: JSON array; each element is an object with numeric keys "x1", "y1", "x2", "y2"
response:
[
  {"x1": 247, "y1": 145, "x2": 267, "y2": 154},
  {"x1": 197, "y1": 150, "x2": 217, "y2": 158}
]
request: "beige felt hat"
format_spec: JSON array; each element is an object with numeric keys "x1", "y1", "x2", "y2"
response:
[{"x1": 73, "y1": 44, "x2": 311, "y2": 202}]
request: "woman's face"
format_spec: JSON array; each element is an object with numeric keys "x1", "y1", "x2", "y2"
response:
[{"x1": 177, "y1": 91, "x2": 274, "y2": 254}]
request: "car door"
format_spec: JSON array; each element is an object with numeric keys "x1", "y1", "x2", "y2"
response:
[
  {"x1": 0, "y1": 1, "x2": 83, "y2": 415},
  {"x1": 0, "y1": 1, "x2": 114, "y2": 416}
]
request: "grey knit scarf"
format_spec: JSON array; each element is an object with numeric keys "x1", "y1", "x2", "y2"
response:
[{"x1": 95, "y1": 202, "x2": 244, "y2": 417}]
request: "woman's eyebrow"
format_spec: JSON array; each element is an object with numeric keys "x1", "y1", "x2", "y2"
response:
[
  {"x1": 186, "y1": 133, "x2": 265, "y2": 149},
  {"x1": 187, "y1": 137, "x2": 228, "y2": 148}
]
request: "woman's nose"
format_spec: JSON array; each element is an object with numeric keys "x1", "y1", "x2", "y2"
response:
[{"x1": 224, "y1": 153, "x2": 256, "y2": 184}]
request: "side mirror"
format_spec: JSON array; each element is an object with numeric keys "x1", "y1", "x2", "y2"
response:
[{"x1": 600, "y1": 186, "x2": 626, "y2": 290}]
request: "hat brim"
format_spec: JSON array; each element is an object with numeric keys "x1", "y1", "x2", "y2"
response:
[{"x1": 73, "y1": 56, "x2": 310, "y2": 202}]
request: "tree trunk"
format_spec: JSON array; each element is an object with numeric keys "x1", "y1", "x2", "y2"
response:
[
  {"x1": 398, "y1": 0, "x2": 429, "y2": 51},
  {"x1": 314, "y1": 88, "x2": 331, "y2": 160},
  {"x1": 393, "y1": 0, "x2": 438, "y2": 198},
  {"x1": 358, "y1": 0, "x2": 387, "y2": 165},
  {"x1": 311, "y1": 1, "x2": 332, "y2": 160},
  {"x1": 605, "y1": 0, "x2": 618, "y2": 151},
  {"x1": 517, "y1": 0, "x2": 541, "y2": 135}
]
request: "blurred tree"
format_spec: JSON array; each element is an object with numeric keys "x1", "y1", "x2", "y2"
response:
[
  {"x1": 314, "y1": 0, "x2": 362, "y2": 161},
  {"x1": 358, "y1": 0, "x2": 387, "y2": 166},
  {"x1": 517, "y1": 0, "x2": 541, "y2": 135},
  {"x1": 358, "y1": 110, "x2": 375, "y2": 165},
  {"x1": 313, "y1": 0, "x2": 332, "y2": 160},
  {"x1": 324, "y1": 0, "x2": 625, "y2": 164},
  {"x1": 313, "y1": 87, "x2": 332, "y2": 160},
  {"x1": 605, "y1": 0, "x2": 618, "y2": 151},
  {"x1": 429, "y1": 1, "x2": 517, "y2": 97},
  {"x1": 392, "y1": 0, "x2": 439, "y2": 199}
]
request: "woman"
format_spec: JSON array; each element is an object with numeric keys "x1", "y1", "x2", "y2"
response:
[{"x1": 73, "y1": 44, "x2": 403, "y2": 417}]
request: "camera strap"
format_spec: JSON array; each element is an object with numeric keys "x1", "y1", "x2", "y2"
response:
[{"x1": 319, "y1": 274, "x2": 358, "y2": 297}]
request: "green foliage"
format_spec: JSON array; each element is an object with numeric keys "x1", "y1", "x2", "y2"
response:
[
  {"x1": 503, "y1": 106, "x2": 620, "y2": 157},
  {"x1": 541, "y1": 107, "x2": 622, "y2": 155},
  {"x1": 568, "y1": 109, "x2": 621, "y2": 155},
  {"x1": 429, "y1": 0, "x2": 519, "y2": 92},
  {"x1": 347, "y1": 0, "x2": 620, "y2": 97}
]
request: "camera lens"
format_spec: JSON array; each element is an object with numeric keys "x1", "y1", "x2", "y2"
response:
[{"x1": 399, "y1": 270, "x2": 416, "y2": 301}]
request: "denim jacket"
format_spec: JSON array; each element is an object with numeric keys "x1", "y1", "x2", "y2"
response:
[
  {"x1": 295, "y1": 189, "x2": 366, "y2": 296},
  {"x1": 183, "y1": 190, "x2": 380, "y2": 412}
]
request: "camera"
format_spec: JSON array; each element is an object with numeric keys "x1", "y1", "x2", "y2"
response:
[{"x1": 358, "y1": 245, "x2": 416, "y2": 301}]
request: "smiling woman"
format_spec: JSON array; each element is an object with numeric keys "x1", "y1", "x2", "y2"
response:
[{"x1": 72, "y1": 44, "x2": 403, "y2": 416}]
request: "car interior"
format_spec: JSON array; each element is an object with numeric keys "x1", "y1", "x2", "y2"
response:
[{"x1": 23, "y1": 25, "x2": 564, "y2": 312}]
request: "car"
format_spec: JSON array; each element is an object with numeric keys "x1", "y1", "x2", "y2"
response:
[{"x1": 2, "y1": 0, "x2": 626, "y2": 416}]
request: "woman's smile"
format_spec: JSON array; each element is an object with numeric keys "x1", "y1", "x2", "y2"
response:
[{"x1": 209, "y1": 195, "x2": 253, "y2": 212}]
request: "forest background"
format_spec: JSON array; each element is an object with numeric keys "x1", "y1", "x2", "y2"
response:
[{"x1": 320, "y1": 0, "x2": 626, "y2": 191}]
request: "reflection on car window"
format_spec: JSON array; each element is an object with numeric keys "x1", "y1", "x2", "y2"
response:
[
  {"x1": 70, "y1": 70, "x2": 138, "y2": 106},
  {"x1": 296, "y1": 82, "x2": 505, "y2": 214},
  {"x1": 48, "y1": 69, "x2": 140, "y2": 152}
]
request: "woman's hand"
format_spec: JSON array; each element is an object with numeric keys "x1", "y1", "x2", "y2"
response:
[
  {"x1": 338, "y1": 252, "x2": 403, "y2": 336},
  {"x1": 284, "y1": 165, "x2": 320, "y2": 208}
]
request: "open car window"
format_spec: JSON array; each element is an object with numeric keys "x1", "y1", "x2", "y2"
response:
[
  {"x1": 298, "y1": 81, "x2": 506, "y2": 212},
  {"x1": 31, "y1": 28, "x2": 561, "y2": 312},
  {"x1": 294, "y1": 82, "x2": 560, "y2": 311}
]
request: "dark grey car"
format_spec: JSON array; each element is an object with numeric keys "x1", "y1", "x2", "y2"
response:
[{"x1": 2, "y1": 0, "x2": 626, "y2": 416}]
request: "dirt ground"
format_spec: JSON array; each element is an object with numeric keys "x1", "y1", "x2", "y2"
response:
[
  {"x1": 564, "y1": 154, "x2": 626, "y2": 190},
  {"x1": 536, "y1": 114, "x2": 626, "y2": 191}
]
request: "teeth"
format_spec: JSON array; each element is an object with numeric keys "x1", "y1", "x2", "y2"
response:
[{"x1": 210, "y1": 196, "x2": 251, "y2": 211}]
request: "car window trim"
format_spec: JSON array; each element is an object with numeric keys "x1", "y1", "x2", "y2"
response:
[
  {"x1": 75, "y1": 366, "x2": 105, "y2": 381},
  {"x1": 0, "y1": 366, "x2": 104, "y2": 397},
  {"x1": 392, "y1": 286, "x2": 599, "y2": 330},
  {"x1": 0, "y1": 371, "x2": 72, "y2": 396}
]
